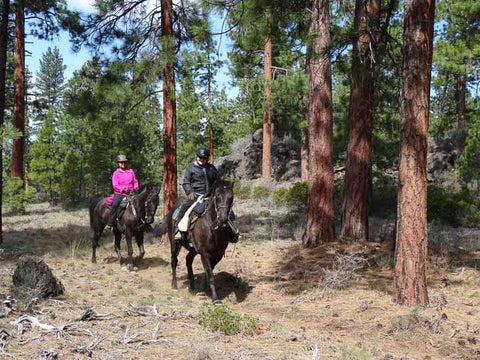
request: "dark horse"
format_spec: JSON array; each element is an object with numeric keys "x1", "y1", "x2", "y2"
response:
[
  {"x1": 155, "y1": 180, "x2": 236, "y2": 303},
  {"x1": 89, "y1": 185, "x2": 160, "y2": 270}
]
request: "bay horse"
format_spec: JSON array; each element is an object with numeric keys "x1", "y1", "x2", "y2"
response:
[
  {"x1": 155, "y1": 180, "x2": 236, "y2": 303},
  {"x1": 89, "y1": 185, "x2": 160, "y2": 271}
]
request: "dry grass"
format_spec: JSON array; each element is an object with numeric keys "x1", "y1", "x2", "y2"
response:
[{"x1": 0, "y1": 202, "x2": 478, "y2": 359}]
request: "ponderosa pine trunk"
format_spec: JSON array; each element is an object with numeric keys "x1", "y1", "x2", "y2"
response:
[
  {"x1": 208, "y1": 65, "x2": 214, "y2": 164},
  {"x1": 0, "y1": 0, "x2": 10, "y2": 243},
  {"x1": 11, "y1": 3, "x2": 25, "y2": 181},
  {"x1": 340, "y1": 0, "x2": 379, "y2": 242},
  {"x1": 456, "y1": 73, "x2": 466, "y2": 132},
  {"x1": 394, "y1": 0, "x2": 434, "y2": 306},
  {"x1": 262, "y1": 7, "x2": 273, "y2": 182},
  {"x1": 161, "y1": 0, "x2": 177, "y2": 238},
  {"x1": 301, "y1": 126, "x2": 308, "y2": 181},
  {"x1": 302, "y1": 0, "x2": 334, "y2": 247}
]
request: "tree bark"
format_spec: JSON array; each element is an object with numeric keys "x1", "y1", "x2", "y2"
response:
[
  {"x1": 262, "y1": 7, "x2": 273, "y2": 182},
  {"x1": 208, "y1": 63, "x2": 214, "y2": 164},
  {"x1": 394, "y1": 0, "x2": 434, "y2": 306},
  {"x1": 340, "y1": 0, "x2": 379, "y2": 242},
  {"x1": 161, "y1": 0, "x2": 177, "y2": 239},
  {"x1": 0, "y1": 0, "x2": 10, "y2": 243},
  {"x1": 11, "y1": 3, "x2": 25, "y2": 181},
  {"x1": 456, "y1": 73, "x2": 466, "y2": 132},
  {"x1": 302, "y1": 0, "x2": 334, "y2": 247},
  {"x1": 301, "y1": 126, "x2": 309, "y2": 181}
]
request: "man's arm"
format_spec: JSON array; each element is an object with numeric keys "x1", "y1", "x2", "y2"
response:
[{"x1": 182, "y1": 165, "x2": 193, "y2": 196}]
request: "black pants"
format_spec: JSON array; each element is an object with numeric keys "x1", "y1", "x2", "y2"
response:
[
  {"x1": 173, "y1": 198, "x2": 195, "y2": 229},
  {"x1": 108, "y1": 194, "x2": 125, "y2": 225}
]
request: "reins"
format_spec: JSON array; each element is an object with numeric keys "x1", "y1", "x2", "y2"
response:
[{"x1": 127, "y1": 189, "x2": 154, "y2": 225}]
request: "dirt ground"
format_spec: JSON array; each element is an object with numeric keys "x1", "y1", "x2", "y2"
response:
[{"x1": 0, "y1": 201, "x2": 479, "y2": 359}]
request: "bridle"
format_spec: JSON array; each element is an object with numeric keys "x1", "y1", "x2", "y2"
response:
[
  {"x1": 212, "y1": 191, "x2": 232, "y2": 230},
  {"x1": 129, "y1": 188, "x2": 158, "y2": 225}
]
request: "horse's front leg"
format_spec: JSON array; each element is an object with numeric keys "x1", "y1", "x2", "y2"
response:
[
  {"x1": 200, "y1": 254, "x2": 220, "y2": 304},
  {"x1": 134, "y1": 232, "x2": 145, "y2": 266},
  {"x1": 186, "y1": 250, "x2": 197, "y2": 292},
  {"x1": 125, "y1": 231, "x2": 135, "y2": 271},
  {"x1": 170, "y1": 238, "x2": 182, "y2": 289},
  {"x1": 113, "y1": 226, "x2": 122, "y2": 265}
]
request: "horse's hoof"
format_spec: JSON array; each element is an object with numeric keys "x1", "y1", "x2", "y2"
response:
[
  {"x1": 121, "y1": 266, "x2": 128, "y2": 271},
  {"x1": 213, "y1": 299, "x2": 222, "y2": 305}
]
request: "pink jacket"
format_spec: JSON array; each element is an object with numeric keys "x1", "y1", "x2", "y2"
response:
[{"x1": 106, "y1": 168, "x2": 139, "y2": 205}]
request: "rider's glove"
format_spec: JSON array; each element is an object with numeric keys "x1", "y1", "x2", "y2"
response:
[{"x1": 187, "y1": 192, "x2": 196, "y2": 201}]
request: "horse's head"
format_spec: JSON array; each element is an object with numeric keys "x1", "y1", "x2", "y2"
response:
[
  {"x1": 213, "y1": 180, "x2": 234, "y2": 228},
  {"x1": 144, "y1": 186, "x2": 160, "y2": 224}
]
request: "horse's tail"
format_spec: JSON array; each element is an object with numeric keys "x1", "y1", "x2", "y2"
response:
[
  {"x1": 89, "y1": 197, "x2": 102, "y2": 229},
  {"x1": 153, "y1": 208, "x2": 176, "y2": 239}
]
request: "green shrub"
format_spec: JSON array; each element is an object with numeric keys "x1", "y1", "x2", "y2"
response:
[
  {"x1": 198, "y1": 304, "x2": 259, "y2": 336},
  {"x1": 234, "y1": 182, "x2": 252, "y2": 200},
  {"x1": 253, "y1": 186, "x2": 269, "y2": 200},
  {"x1": 427, "y1": 185, "x2": 480, "y2": 227},
  {"x1": 273, "y1": 181, "x2": 308, "y2": 208},
  {"x1": 258, "y1": 210, "x2": 271, "y2": 217},
  {"x1": 278, "y1": 214, "x2": 297, "y2": 230},
  {"x1": 4, "y1": 177, "x2": 34, "y2": 214},
  {"x1": 273, "y1": 187, "x2": 289, "y2": 206}
]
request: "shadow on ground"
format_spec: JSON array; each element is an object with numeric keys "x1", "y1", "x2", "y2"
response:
[{"x1": 177, "y1": 271, "x2": 253, "y2": 303}]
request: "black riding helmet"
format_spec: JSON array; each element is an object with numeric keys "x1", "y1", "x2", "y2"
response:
[{"x1": 196, "y1": 147, "x2": 210, "y2": 159}]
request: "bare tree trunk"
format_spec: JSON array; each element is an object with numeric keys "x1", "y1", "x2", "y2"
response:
[
  {"x1": 0, "y1": 0, "x2": 10, "y2": 243},
  {"x1": 262, "y1": 6, "x2": 273, "y2": 182},
  {"x1": 11, "y1": 3, "x2": 25, "y2": 181},
  {"x1": 456, "y1": 73, "x2": 466, "y2": 132},
  {"x1": 301, "y1": 126, "x2": 309, "y2": 181},
  {"x1": 340, "y1": 0, "x2": 380, "y2": 242},
  {"x1": 394, "y1": 0, "x2": 434, "y2": 306},
  {"x1": 208, "y1": 64, "x2": 214, "y2": 164},
  {"x1": 302, "y1": 0, "x2": 334, "y2": 247},
  {"x1": 161, "y1": 0, "x2": 177, "y2": 240}
]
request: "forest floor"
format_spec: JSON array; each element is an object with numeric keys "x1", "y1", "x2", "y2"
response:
[{"x1": 0, "y1": 199, "x2": 479, "y2": 360}]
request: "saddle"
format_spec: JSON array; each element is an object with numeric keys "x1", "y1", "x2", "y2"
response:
[
  {"x1": 106, "y1": 196, "x2": 131, "y2": 220},
  {"x1": 176, "y1": 197, "x2": 208, "y2": 233}
]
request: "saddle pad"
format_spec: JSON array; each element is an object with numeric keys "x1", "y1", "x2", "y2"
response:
[
  {"x1": 178, "y1": 201, "x2": 198, "y2": 232},
  {"x1": 178, "y1": 196, "x2": 204, "y2": 232}
]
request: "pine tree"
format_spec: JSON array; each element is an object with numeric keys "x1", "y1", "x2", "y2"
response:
[
  {"x1": 32, "y1": 46, "x2": 66, "y2": 130},
  {"x1": 0, "y1": 0, "x2": 9, "y2": 242},
  {"x1": 432, "y1": 0, "x2": 479, "y2": 133},
  {"x1": 11, "y1": 1, "x2": 25, "y2": 180},
  {"x1": 29, "y1": 108, "x2": 59, "y2": 204},
  {"x1": 302, "y1": 0, "x2": 334, "y2": 247},
  {"x1": 394, "y1": 0, "x2": 435, "y2": 306}
]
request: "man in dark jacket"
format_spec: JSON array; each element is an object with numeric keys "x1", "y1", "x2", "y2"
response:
[
  {"x1": 173, "y1": 147, "x2": 218, "y2": 240},
  {"x1": 182, "y1": 147, "x2": 219, "y2": 200},
  {"x1": 173, "y1": 147, "x2": 239, "y2": 242}
]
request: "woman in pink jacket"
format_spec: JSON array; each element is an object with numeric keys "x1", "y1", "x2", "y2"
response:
[{"x1": 106, "y1": 154, "x2": 139, "y2": 229}]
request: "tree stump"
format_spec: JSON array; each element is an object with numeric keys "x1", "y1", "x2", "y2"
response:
[{"x1": 11, "y1": 255, "x2": 64, "y2": 300}]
